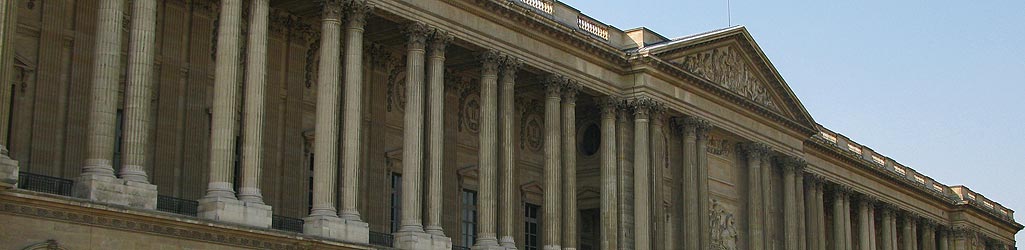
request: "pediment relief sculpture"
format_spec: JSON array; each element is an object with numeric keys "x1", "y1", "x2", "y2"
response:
[{"x1": 675, "y1": 46, "x2": 781, "y2": 112}]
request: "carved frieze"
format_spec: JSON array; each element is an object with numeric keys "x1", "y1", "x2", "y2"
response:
[
  {"x1": 676, "y1": 46, "x2": 780, "y2": 111},
  {"x1": 706, "y1": 134, "x2": 732, "y2": 157}
]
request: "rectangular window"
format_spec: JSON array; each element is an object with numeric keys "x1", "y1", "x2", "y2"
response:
[
  {"x1": 461, "y1": 189, "x2": 478, "y2": 247},
  {"x1": 524, "y1": 203, "x2": 541, "y2": 250},
  {"x1": 391, "y1": 173, "x2": 403, "y2": 233}
]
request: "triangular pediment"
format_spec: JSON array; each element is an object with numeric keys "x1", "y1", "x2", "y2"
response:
[{"x1": 638, "y1": 26, "x2": 817, "y2": 135}]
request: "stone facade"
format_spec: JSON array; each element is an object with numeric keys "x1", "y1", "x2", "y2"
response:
[{"x1": 0, "y1": 0, "x2": 1019, "y2": 250}]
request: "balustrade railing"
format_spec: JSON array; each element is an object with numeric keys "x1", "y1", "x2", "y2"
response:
[
  {"x1": 17, "y1": 172, "x2": 73, "y2": 196},
  {"x1": 577, "y1": 16, "x2": 609, "y2": 40},
  {"x1": 518, "y1": 0, "x2": 553, "y2": 14}
]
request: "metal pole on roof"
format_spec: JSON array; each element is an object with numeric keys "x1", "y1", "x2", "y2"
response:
[{"x1": 728, "y1": 0, "x2": 733, "y2": 26}]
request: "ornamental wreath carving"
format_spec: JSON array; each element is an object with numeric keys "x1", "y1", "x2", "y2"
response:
[
  {"x1": 710, "y1": 200, "x2": 738, "y2": 250},
  {"x1": 518, "y1": 97, "x2": 544, "y2": 152},
  {"x1": 676, "y1": 46, "x2": 780, "y2": 111},
  {"x1": 456, "y1": 78, "x2": 481, "y2": 133}
]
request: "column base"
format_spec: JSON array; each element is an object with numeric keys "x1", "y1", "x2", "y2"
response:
[
  {"x1": 197, "y1": 196, "x2": 272, "y2": 228},
  {"x1": 394, "y1": 231, "x2": 452, "y2": 250},
  {"x1": 72, "y1": 174, "x2": 157, "y2": 209},
  {"x1": 303, "y1": 215, "x2": 369, "y2": 244},
  {"x1": 542, "y1": 245, "x2": 561, "y2": 250},
  {"x1": 0, "y1": 154, "x2": 17, "y2": 189},
  {"x1": 499, "y1": 236, "x2": 517, "y2": 250}
]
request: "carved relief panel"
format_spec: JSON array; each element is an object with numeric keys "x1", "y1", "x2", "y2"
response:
[{"x1": 674, "y1": 45, "x2": 781, "y2": 112}]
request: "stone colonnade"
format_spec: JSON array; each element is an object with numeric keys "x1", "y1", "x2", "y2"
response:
[{"x1": 0, "y1": 1, "x2": 1013, "y2": 250}]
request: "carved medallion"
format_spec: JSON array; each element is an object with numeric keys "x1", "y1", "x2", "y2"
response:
[
  {"x1": 387, "y1": 64, "x2": 407, "y2": 113},
  {"x1": 518, "y1": 97, "x2": 544, "y2": 152},
  {"x1": 676, "y1": 46, "x2": 780, "y2": 111},
  {"x1": 457, "y1": 83, "x2": 481, "y2": 133},
  {"x1": 710, "y1": 200, "x2": 738, "y2": 250}
]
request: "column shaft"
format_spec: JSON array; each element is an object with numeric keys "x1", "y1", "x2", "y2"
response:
[
  {"x1": 82, "y1": 0, "x2": 127, "y2": 178},
  {"x1": 426, "y1": 30, "x2": 451, "y2": 236},
  {"x1": 833, "y1": 189, "x2": 846, "y2": 250},
  {"x1": 696, "y1": 121, "x2": 711, "y2": 250},
  {"x1": 562, "y1": 84, "x2": 579, "y2": 250},
  {"x1": 616, "y1": 105, "x2": 633, "y2": 249},
  {"x1": 903, "y1": 216, "x2": 915, "y2": 250},
  {"x1": 203, "y1": 0, "x2": 243, "y2": 199},
  {"x1": 631, "y1": 98, "x2": 653, "y2": 250},
  {"x1": 881, "y1": 209, "x2": 892, "y2": 250},
  {"x1": 858, "y1": 200, "x2": 872, "y2": 250},
  {"x1": 498, "y1": 55, "x2": 520, "y2": 246},
  {"x1": 341, "y1": 2, "x2": 372, "y2": 221},
  {"x1": 760, "y1": 150, "x2": 773, "y2": 248},
  {"x1": 475, "y1": 51, "x2": 502, "y2": 247},
  {"x1": 796, "y1": 172, "x2": 807, "y2": 250},
  {"x1": 238, "y1": 0, "x2": 269, "y2": 204},
  {"x1": 0, "y1": 0, "x2": 16, "y2": 151},
  {"x1": 648, "y1": 107, "x2": 666, "y2": 250},
  {"x1": 817, "y1": 183, "x2": 827, "y2": 249},
  {"x1": 937, "y1": 230, "x2": 948, "y2": 250},
  {"x1": 743, "y1": 143, "x2": 765, "y2": 250},
  {"x1": 804, "y1": 176, "x2": 817, "y2": 250},
  {"x1": 598, "y1": 98, "x2": 619, "y2": 250},
  {"x1": 400, "y1": 23, "x2": 428, "y2": 233},
  {"x1": 682, "y1": 118, "x2": 699, "y2": 250},
  {"x1": 120, "y1": 0, "x2": 158, "y2": 183},
  {"x1": 541, "y1": 75, "x2": 563, "y2": 249},
  {"x1": 784, "y1": 163, "x2": 798, "y2": 250},
  {"x1": 308, "y1": 3, "x2": 343, "y2": 217},
  {"x1": 844, "y1": 194, "x2": 853, "y2": 250}
]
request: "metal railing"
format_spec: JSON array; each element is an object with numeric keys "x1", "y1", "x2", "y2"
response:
[
  {"x1": 368, "y1": 231, "x2": 394, "y2": 247},
  {"x1": 452, "y1": 246, "x2": 471, "y2": 250},
  {"x1": 17, "y1": 172, "x2": 73, "y2": 196},
  {"x1": 272, "y1": 215, "x2": 304, "y2": 233},
  {"x1": 156, "y1": 195, "x2": 198, "y2": 217}
]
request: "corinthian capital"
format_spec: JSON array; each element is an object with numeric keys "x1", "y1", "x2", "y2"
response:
[
  {"x1": 628, "y1": 97, "x2": 655, "y2": 118},
  {"x1": 597, "y1": 96, "x2": 622, "y2": 117},
  {"x1": 344, "y1": 0, "x2": 374, "y2": 27},
  {"x1": 542, "y1": 74, "x2": 566, "y2": 98},
  {"x1": 562, "y1": 80, "x2": 581, "y2": 103},
  {"x1": 740, "y1": 142, "x2": 771, "y2": 160},
  {"x1": 479, "y1": 50, "x2": 503, "y2": 76},
  {"x1": 500, "y1": 55, "x2": 523, "y2": 79},
  {"x1": 321, "y1": 0, "x2": 345, "y2": 20},
  {"x1": 404, "y1": 22, "x2": 430, "y2": 50},
  {"x1": 428, "y1": 29, "x2": 453, "y2": 56}
]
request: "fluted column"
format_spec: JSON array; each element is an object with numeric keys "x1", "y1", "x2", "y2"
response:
[
  {"x1": 833, "y1": 187, "x2": 847, "y2": 250},
  {"x1": 400, "y1": 22, "x2": 429, "y2": 234},
  {"x1": 119, "y1": 0, "x2": 158, "y2": 183},
  {"x1": 695, "y1": 119, "x2": 712, "y2": 250},
  {"x1": 804, "y1": 174, "x2": 818, "y2": 250},
  {"x1": 307, "y1": 0, "x2": 343, "y2": 218},
  {"x1": 858, "y1": 198, "x2": 873, "y2": 250},
  {"x1": 649, "y1": 105, "x2": 667, "y2": 250},
  {"x1": 678, "y1": 117, "x2": 701, "y2": 250},
  {"x1": 760, "y1": 147, "x2": 774, "y2": 248},
  {"x1": 81, "y1": 0, "x2": 126, "y2": 179},
  {"x1": 881, "y1": 207, "x2": 894, "y2": 250},
  {"x1": 631, "y1": 98, "x2": 653, "y2": 250},
  {"x1": 742, "y1": 143, "x2": 768, "y2": 250},
  {"x1": 0, "y1": 0, "x2": 16, "y2": 184},
  {"x1": 475, "y1": 51, "x2": 503, "y2": 248},
  {"x1": 922, "y1": 221, "x2": 936, "y2": 250},
  {"x1": 616, "y1": 105, "x2": 633, "y2": 249},
  {"x1": 203, "y1": 0, "x2": 244, "y2": 200},
  {"x1": 541, "y1": 75, "x2": 564, "y2": 250},
  {"x1": 782, "y1": 158, "x2": 800, "y2": 250},
  {"x1": 937, "y1": 228, "x2": 948, "y2": 250},
  {"x1": 902, "y1": 213, "x2": 915, "y2": 250},
  {"x1": 597, "y1": 97, "x2": 620, "y2": 250},
  {"x1": 498, "y1": 55, "x2": 521, "y2": 248},
  {"x1": 844, "y1": 189, "x2": 853, "y2": 250},
  {"x1": 562, "y1": 82, "x2": 580, "y2": 250},
  {"x1": 237, "y1": 0, "x2": 270, "y2": 204},
  {"x1": 426, "y1": 29, "x2": 452, "y2": 237},
  {"x1": 340, "y1": 0, "x2": 373, "y2": 222},
  {"x1": 816, "y1": 180, "x2": 827, "y2": 249},
  {"x1": 796, "y1": 169, "x2": 807, "y2": 250}
]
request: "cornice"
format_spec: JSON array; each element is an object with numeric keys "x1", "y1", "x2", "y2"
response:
[{"x1": 457, "y1": 0, "x2": 630, "y2": 67}]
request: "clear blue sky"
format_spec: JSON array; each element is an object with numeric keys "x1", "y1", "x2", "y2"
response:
[{"x1": 561, "y1": 0, "x2": 1025, "y2": 244}]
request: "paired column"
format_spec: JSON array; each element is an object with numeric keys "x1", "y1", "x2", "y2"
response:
[
  {"x1": 80, "y1": 0, "x2": 126, "y2": 180},
  {"x1": 307, "y1": 0, "x2": 344, "y2": 220},
  {"x1": 783, "y1": 156, "x2": 799, "y2": 248},
  {"x1": 474, "y1": 50, "x2": 503, "y2": 249},
  {"x1": 695, "y1": 117, "x2": 712, "y2": 250},
  {"x1": 597, "y1": 97, "x2": 620, "y2": 250},
  {"x1": 833, "y1": 186, "x2": 849, "y2": 250},
  {"x1": 541, "y1": 75, "x2": 565, "y2": 250},
  {"x1": 119, "y1": 0, "x2": 158, "y2": 183},
  {"x1": 0, "y1": 0, "x2": 16, "y2": 188},
  {"x1": 562, "y1": 82, "x2": 580, "y2": 250},
  {"x1": 340, "y1": 0, "x2": 372, "y2": 223},
  {"x1": 630, "y1": 98, "x2": 654, "y2": 250},
  {"x1": 399, "y1": 21, "x2": 429, "y2": 235},
  {"x1": 498, "y1": 55, "x2": 521, "y2": 248},
  {"x1": 921, "y1": 220, "x2": 936, "y2": 250},
  {"x1": 857, "y1": 197, "x2": 876, "y2": 250},
  {"x1": 902, "y1": 213, "x2": 918, "y2": 250},
  {"x1": 426, "y1": 30, "x2": 453, "y2": 237},
  {"x1": 238, "y1": 0, "x2": 270, "y2": 205},
  {"x1": 880, "y1": 207, "x2": 894, "y2": 250},
  {"x1": 741, "y1": 143, "x2": 769, "y2": 250}
]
